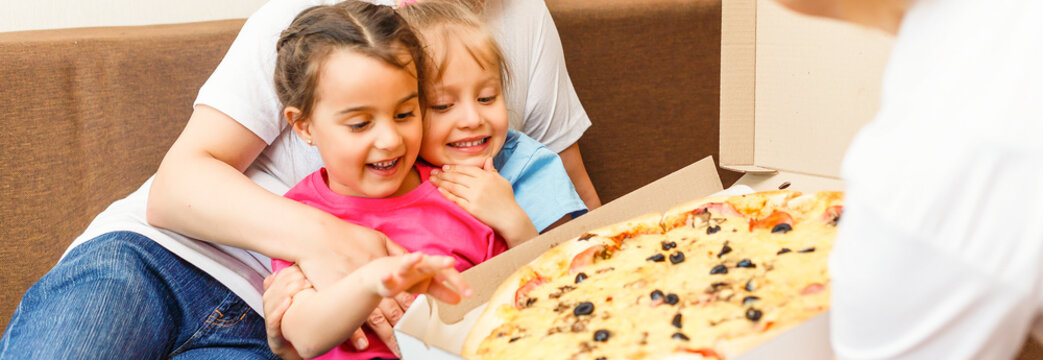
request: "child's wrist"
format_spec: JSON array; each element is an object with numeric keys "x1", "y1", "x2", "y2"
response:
[{"x1": 500, "y1": 208, "x2": 537, "y2": 244}]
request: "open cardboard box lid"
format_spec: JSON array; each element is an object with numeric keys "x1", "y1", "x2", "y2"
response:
[
  {"x1": 396, "y1": 1, "x2": 894, "y2": 358},
  {"x1": 720, "y1": 0, "x2": 893, "y2": 183}
]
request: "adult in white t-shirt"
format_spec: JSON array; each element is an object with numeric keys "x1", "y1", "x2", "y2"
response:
[
  {"x1": 775, "y1": 0, "x2": 1043, "y2": 359},
  {"x1": 0, "y1": 0, "x2": 599, "y2": 358}
]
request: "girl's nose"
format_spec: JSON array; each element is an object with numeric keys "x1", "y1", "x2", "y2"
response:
[
  {"x1": 456, "y1": 101, "x2": 483, "y2": 129},
  {"x1": 373, "y1": 121, "x2": 404, "y2": 150}
]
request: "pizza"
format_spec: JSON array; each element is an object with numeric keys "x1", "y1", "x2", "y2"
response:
[{"x1": 462, "y1": 190, "x2": 843, "y2": 359}]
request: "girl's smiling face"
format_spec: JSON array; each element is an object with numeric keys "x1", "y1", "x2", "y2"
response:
[
  {"x1": 419, "y1": 27, "x2": 509, "y2": 168},
  {"x1": 289, "y1": 48, "x2": 423, "y2": 198}
]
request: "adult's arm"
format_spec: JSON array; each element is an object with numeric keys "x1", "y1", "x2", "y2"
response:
[
  {"x1": 497, "y1": 0, "x2": 601, "y2": 210},
  {"x1": 146, "y1": 105, "x2": 412, "y2": 351},
  {"x1": 147, "y1": 105, "x2": 393, "y2": 287},
  {"x1": 558, "y1": 142, "x2": 601, "y2": 210}
]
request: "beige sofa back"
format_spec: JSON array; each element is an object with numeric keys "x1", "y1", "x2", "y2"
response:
[{"x1": 0, "y1": 19, "x2": 242, "y2": 332}]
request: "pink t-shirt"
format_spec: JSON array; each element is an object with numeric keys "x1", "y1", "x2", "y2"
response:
[{"x1": 272, "y1": 162, "x2": 507, "y2": 360}]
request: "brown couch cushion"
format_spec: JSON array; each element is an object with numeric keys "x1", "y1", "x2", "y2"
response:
[
  {"x1": 548, "y1": 0, "x2": 739, "y2": 204},
  {"x1": 0, "y1": 19, "x2": 243, "y2": 332}
]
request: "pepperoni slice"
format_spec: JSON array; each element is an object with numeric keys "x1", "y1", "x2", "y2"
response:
[
  {"x1": 514, "y1": 276, "x2": 547, "y2": 309},
  {"x1": 694, "y1": 202, "x2": 744, "y2": 218},
  {"x1": 800, "y1": 283, "x2": 826, "y2": 295},
  {"x1": 569, "y1": 245, "x2": 609, "y2": 274},
  {"x1": 749, "y1": 210, "x2": 795, "y2": 232},
  {"x1": 678, "y1": 347, "x2": 723, "y2": 360},
  {"x1": 822, "y1": 205, "x2": 844, "y2": 225}
]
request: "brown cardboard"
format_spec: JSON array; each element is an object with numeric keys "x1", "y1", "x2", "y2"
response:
[{"x1": 720, "y1": 0, "x2": 894, "y2": 178}]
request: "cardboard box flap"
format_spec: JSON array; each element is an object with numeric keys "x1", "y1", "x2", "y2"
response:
[
  {"x1": 734, "y1": 169, "x2": 846, "y2": 193},
  {"x1": 431, "y1": 157, "x2": 724, "y2": 324},
  {"x1": 720, "y1": 0, "x2": 894, "y2": 179}
]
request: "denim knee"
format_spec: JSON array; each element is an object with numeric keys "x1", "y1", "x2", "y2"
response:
[{"x1": 0, "y1": 232, "x2": 180, "y2": 359}]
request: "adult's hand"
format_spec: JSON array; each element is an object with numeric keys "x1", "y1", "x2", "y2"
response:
[
  {"x1": 295, "y1": 222, "x2": 414, "y2": 354},
  {"x1": 262, "y1": 266, "x2": 310, "y2": 360}
]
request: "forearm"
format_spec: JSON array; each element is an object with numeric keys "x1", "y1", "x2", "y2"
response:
[
  {"x1": 282, "y1": 275, "x2": 383, "y2": 358},
  {"x1": 494, "y1": 204, "x2": 539, "y2": 248},
  {"x1": 558, "y1": 142, "x2": 601, "y2": 211},
  {"x1": 149, "y1": 152, "x2": 322, "y2": 260},
  {"x1": 145, "y1": 106, "x2": 350, "y2": 269}
]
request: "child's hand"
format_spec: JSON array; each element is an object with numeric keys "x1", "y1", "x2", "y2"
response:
[
  {"x1": 263, "y1": 265, "x2": 313, "y2": 360},
  {"x1": 373, "y1": 253, "x2": 472, "y2": 304},
  {"x1": 430, "y1": 158, "x2": 538, "y2": 245}
]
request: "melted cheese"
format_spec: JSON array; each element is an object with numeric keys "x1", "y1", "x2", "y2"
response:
[{"x1": 471, "y1": 191, "x2": 841, "y2": 360}]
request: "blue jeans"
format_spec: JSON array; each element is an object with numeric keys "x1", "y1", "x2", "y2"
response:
[{"x1": 0, "y1": 231, "x2": 277, "y2": 359}]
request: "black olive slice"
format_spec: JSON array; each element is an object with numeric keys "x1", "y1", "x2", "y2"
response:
[
  {"x1": 650, "y1": 290, "x2": 664, "y2": 301},
  {"x1": 745, "y1": 308, "x2": 763, "y2": 321},
  {"x1": 665, "y1": 293, "x2": 679, "y2": 305},
  {"x1": 707, "y1": 225, "x2": 722, "y2": 235},
  {"x1": 710, "y1": 264, "x2": 728, "y2": 275},
  {"x1": 717, "y1": 243, "x2": 732, "y2": 258},
  {"x1": 669, "y1": 251, "x2": 685, "y2": 264},
  {"x1": 772, "y1": 223, "x2": 792, "y2": 234},
  {"x1": 575, "y1": 272, "x2": 588, "y2": 284},
  {"x1": 574, "y1": 302, "x2": 595, "y2": 316}
]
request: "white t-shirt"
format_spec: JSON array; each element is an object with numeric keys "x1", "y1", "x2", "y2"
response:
[
  {"x1": 830, "y1": 0, "x2": 1043, "y2": 358},
  {"x1": 68, "y1": 0, "x2": 591, "y2": 314}
]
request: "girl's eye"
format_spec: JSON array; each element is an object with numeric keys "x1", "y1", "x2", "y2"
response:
[
  {"x1": 478, "y1": 95, "x2": 497, "y2": 104},
  {"x1": 430, "y1": 104, "x2": 452, "y2": 111},
  {"x1": 395, "y1": 111, "x2": 416, "y2": 120},
  {"x1": 347, "y1": 121, "x2": 370, "y2": 131}
]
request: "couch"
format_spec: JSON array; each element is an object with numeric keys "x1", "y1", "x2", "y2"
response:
[
  {"x1": 0, "y1": 0, "x2": 730, "y2": 334},
  {"x1": 2, "y1": 0, "x2": 1039, "y2": 357}
]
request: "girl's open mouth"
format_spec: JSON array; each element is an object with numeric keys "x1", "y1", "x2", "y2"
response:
[
  {"x1": 448, "y1": 137, "x2": 489, "y2": 148},
  {"x1": 367, "y1": 158, "x2": 399, "y2": 171}
]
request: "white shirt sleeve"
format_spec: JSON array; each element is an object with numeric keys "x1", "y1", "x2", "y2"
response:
[
  {"x1": 831, "y1": 116, "x2": 1043, "y2": 360},
  {"x1": 489, "y1": 0, "x2": 592, "y2": 153},
  {"x1": 194, "y1": 0, "x2": 326, "y2": 144}
]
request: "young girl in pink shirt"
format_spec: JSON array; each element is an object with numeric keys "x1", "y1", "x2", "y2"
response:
[{"x1": 266, "y1": 2, "x2": 553, "y2": 359}]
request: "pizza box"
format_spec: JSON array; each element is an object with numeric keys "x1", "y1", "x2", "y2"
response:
[
  {"x1": 395, "y1": 0, "x2": 895, "y2": 358},
  {"x1": 393, "y1": 158, "x2": 832, "y2": 360}
]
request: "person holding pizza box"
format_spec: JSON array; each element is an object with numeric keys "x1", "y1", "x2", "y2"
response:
[{"x1": 773, "y1": 0, "x2": 1043, "y2": 358}]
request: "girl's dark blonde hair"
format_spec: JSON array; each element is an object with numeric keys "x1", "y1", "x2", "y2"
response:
[
  {"x1": 274, "y1": 1, "x2": 426, "y2": 124},
  {"x1": 396, "y1": 0, "x2": 511, "y2": 95}
]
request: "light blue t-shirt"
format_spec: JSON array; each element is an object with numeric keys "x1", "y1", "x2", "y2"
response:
[{"x1": 494, "y1": 130, "x2": 588, "y2": 232}]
